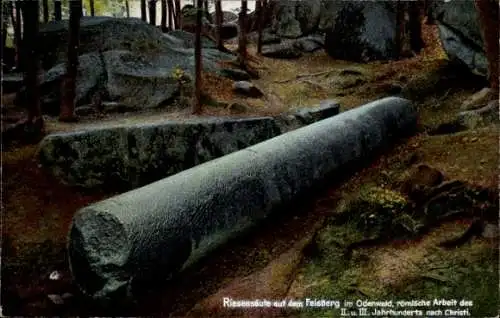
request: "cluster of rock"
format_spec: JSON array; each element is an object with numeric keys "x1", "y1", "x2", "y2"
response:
[
  {"x1": 250, "y1": 0, "x2": 489, "y2": 71},
  {"x1": 16, "y1": 16, "x2": 243, "y2": 114},
  {"x1": 8, "y1": 1, "x2": 490, "y2": 115}
]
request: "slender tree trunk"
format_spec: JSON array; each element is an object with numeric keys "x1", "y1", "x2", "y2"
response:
[
  {"x1": 141, "y1": 0, "x2": 147, "y2": 21},
  {"x1": 90, "y1": 0, "x2": 95, "y2": 16},
  {"x1": 161, "y1": 0, "x2": 167, "y2": 30},
  {"x1": 193, "y1": 0, "x2": 203, "y2": 114},
  {"x1": 125, "y1": 0, "x2": 130, "y2": 17},
  {"x1": 215, "y1": 0, "x2": 223, "y2": 50},
  {"x1": 2, "y1": 3, "x2": 9, "y2": 59},
  {"x1": 21, "y1": 0, "x2": 43, "y2": 126},
  {"x1": 238, "y1": 0, "x2": 248, "y2": 63},
  {"x1": 43, "y1": 0, "x2": 49, "y2": 22},
  {"x1": 54, "y1": 0, "x2": 62, "y2": 21},
  {"x1": 174, "y1": 0, "x2": 181, "y2": 29},
  {"x1": 408, "y1": 1, "x2": 424, "y2": 53},
  {"x1": 203, "y1": 0, "x2": 208, "y2": 16},
  {"x1": 474, "y1": 0, "x2": 499, "y2": 96},
  {"x1": 256, "y1": 0, "x2": 263, "y2": 54},
  {"x1": 14, "y1": 0, "x2": 22, "y2": 69},
  {"x1": 60, "y1": 0, "x2": 81, "y2": 122},
  {"x1": 424, "y1": 0, "x2": 435, "y2": 25},
  {"x1": 394, "y1": 0, "x2": 404, "y2": 59},
  {"x1": 148, "y1": 0, "x2": 157, "y2": 25},
  {"x1": 167, "y1": 0, "x2": 174, "y2": 30}
]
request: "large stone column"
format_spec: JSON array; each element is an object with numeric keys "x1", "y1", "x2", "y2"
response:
[{"x1": 68, "y1": 97, "x2": 418, "y2": 301}]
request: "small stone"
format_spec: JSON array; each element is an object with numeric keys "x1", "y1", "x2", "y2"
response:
[
  {"x1": 232, "y1": 81, "x2": 264, "y2": 98},
  {"x1": 261, "y1": 43, "x2": 303, "y2": 59},
  {"x1": 47, "y1": 294, "x2": 64, "y2": 305},
  {"x1": 219, "y1": 68, "x2": 251, "y2": 81},
  {"x1": 49, "y1": 271, "x2": 61, "y2": 281},
  {"x1": 61, "y1": 292, "x2": 73, "y2": 300}
]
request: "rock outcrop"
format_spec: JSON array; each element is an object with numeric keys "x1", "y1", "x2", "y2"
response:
[
  {"x1": 21, "y1": 17, "x2": 237, "y2": 113},
  {"x1": 433, "y1": 0, "x2": 488, "y2": 77}
]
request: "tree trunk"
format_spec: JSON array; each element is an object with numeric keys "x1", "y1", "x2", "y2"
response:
[
  {"x1": 14, "y1": 0, "x2": 22, "y2": 69},
  {"x1": 161, "y1": 0, "x2": 167, "y2": 30},
  {"x1": 43, "y1": 0, "x2": 49, "y2": 22},
  {"x1": 408, "y1": 1, "x2": 424, "y2": 53},
  {"x1": 141, "y1": 0, "x2": 147, "y2": 21},
  {"x1": 90, "y1": 0, "x2": 95, "y2": 16},
  {"x1": 167, "y1": 0, "x2": 174, "y2": 30},
  {"x1": 148, "y1": 0, "x2": 157, "y2": 25},
  {"x1": 193, "y1": 0, "x2": 203, "y2": 114},
  {"x1": 394, "y1": 0, "x2": 404, "y2": 59},
  {"x1": 203, "y1": 0, "x2": 208, "y2": 15},
  {"x1": 238, "y1": 0, "x2": 248, "y2": 63},
  {"x1": 21, "y1": 0, "x2": 43, "y2": 126},
  {"x1": 215, "y1": 0, "x2": 223, "y2": 50},
  {"x1": 256, "y1": 0, "x2": 263, "y2": 54},
  {"x1": 2, "y1": 3, "x2": 9, "y2": 59},
  {"x1": 54, "y1": 0, "x2": 62, "y2": 21},
  {"x1": 424, "y1": 0, "x2": 435, "y2": 25},
  {"x1": 60, "y1": 0, "x2": 81, "y2": 122},
  {"x1": 474, "y1": 0, "x2": 499, "y2": 96},
  {"x1": 125, "y1": 0, "x2": 130, "y2": 18},
  {"x1": 174, "y1": 0, "x2": 181, "y2": 29}
]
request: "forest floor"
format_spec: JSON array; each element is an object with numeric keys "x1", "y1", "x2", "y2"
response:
[{"x1": 2, "y1": 24, "x2": 498, "y2": 316}]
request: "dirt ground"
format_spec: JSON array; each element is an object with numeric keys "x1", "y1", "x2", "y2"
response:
[{"x1": 1, "y1": 24, "x2": 498, "y2": 316}]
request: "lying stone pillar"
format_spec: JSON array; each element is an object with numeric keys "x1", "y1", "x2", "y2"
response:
[{"x1": 68, "y1": 97, "x2": 417, "y2": 301}]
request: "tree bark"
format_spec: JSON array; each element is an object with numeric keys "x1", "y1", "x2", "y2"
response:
[
  {"x1": 125, "y1": 0, "x2": 130, "y2": 18},
  {"x1": 14, "y1": 1, "x2": 22, "y2": 69},
  {"x1": 167, "y1": 0, "x2": 174, "y2": 30},
  {"x1": 148, "y1": 0, "x2": 157, "y2": 25},
  {"x1": 60, "y1": 0, "x2": 81, "y2": 122},
  {"x1": 161, "y1": 0, "x2": 167, "y2": 30},
  {"x1": 21, "y1": 0, "x2": 43, "y2": 125},
  {"x1": 141, "y1": 0, "x2": 147, "y2": 21},
  {"x1": 174, "y1": 0, "x2": 181, "y2": 29},
  {"x1": 90, "y1": 0, "x2": 95, "y2": 16},
  {"x1": 43, "y1": 0, "x2": 49, "y2": 22},
  {"x1": 193, "y1": 0, "x2": 203, "y2": 114},
  {"x1": 54, "y1": 0, "x2": 62, "y2": 21},
  {"x1": 394, "y1": 0, "x2": 404, "y2": 59},
  {"x1": 408, "y1": 1, "x2": 424, "y2": 53},
  {"x1": 424, "y1": 0, "x2": 435, "y2": 25},
  {"x1": 2, "y1": 2, "x2": 9, "y2": 59},
  {"x1": 256, "y1": 0, "x2": 263, "y2": 54},
  {"x1": 215, "y1": 0, "x2": 223, "y2": 50},
  {"x1": 203, "y1": 0, "x2": 208, "y2": 16},
  {"x1": 238, "y1": 0, "x2": 248, "y2": 63},
  {"x1": 474, "y1": 0, "x2": 499, "y2": 96}
]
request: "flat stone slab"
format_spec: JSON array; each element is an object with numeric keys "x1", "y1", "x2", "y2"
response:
[
  {"x1": 38, "y1": 101, "x2": 340, "y2": 190},
  {"x1": 67, "y1": 97, "x2": 417, "y2": 302}
]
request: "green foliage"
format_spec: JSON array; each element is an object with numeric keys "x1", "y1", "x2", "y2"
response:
[
  {"x1": 172, "y1": 66, "x2": 189, "y2": 84},
  {"x1": 360, "y1": 186, "x2": 407, "y2": 211}
]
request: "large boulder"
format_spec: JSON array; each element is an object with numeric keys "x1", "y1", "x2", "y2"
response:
[
  {"x1": 433, "y1": 1, "x2": 488, "y2": 77},
  {"x1": 22, "y1": 17, "x2": 236, "y2": 113},
  {"x1": 324, "y1": 1, "x2": 400, "y2": 62},
  {"x1": 270, "y1": 0, "x2": 322, "y2": 39}
]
